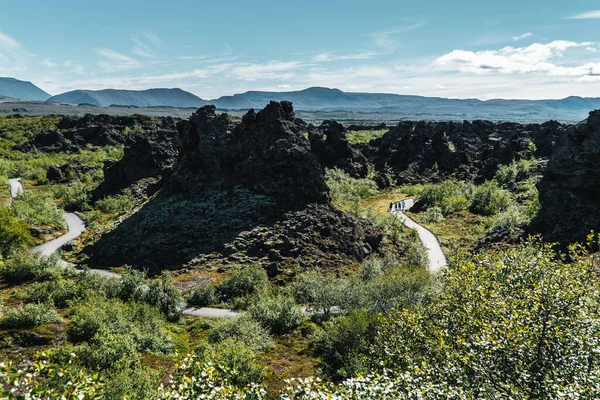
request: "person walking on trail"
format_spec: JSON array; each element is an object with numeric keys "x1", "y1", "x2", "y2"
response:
[
  {"x1": 389, "y1": 202, "x2": 393, "y2": 212},
  {"x1": 401, "y1": 200, "x2": 406, "y2": 212}
]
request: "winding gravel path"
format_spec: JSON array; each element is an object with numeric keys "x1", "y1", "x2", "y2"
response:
[
  {"x1": 390, "y1": 199, "x2": 447, "y2": 273},
  {"x1": 9, "y1": 178, "x2": 236, "y2": 319}
]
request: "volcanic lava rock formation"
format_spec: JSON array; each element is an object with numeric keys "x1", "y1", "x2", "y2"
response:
[
  {"x1": 87, "y1": 102, "x2": 385, "y2": 273},
  {"x1": 532, "y1": 110, "x2": 600, "y2": 244},
  {"x1": 308, "y1": 120, "x2": 369, "y2": 178},
  {"x1": 16, "y1": 114, "x2": 178, "y2": 153},
  {"x1": 360, "y1": 120, "x2": 565, "y2": 184}
]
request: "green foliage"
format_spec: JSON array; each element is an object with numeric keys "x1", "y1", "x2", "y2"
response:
[
  {"x1": 494, "y1": 158, "x2": 535, "y2": 186},
  {"x1": 94, "y1": 194, "x2": 135, "y2": 215},
  {"x1": 186, "y1": 281, "x2": 218, "y2": 308},
  {"x1": 217, "y1": 264, "x2": 269, "y2": 304},
  {"x1": 2, "y1": 302, "x2": 61, "y2": 329},
  {"x1": 53, "y1": 182, "x2": 91, "y2": 211},
  {"x1": 311, "y1": 311, "x2": 379, "y2": 379},
  {"x1": 197, "y1": 339, "x2": 267, "y2": 388},
  {"x1": 248, "y1": 293, "x2": 306, "y2": 334},
  {"x1": 0, "y1": 207, "x2": 33, "y2": 256},
  {"x1": 0, "y1": 252, "x2": 66, "y2": 285},
  {"x1": 11, "y1": 192, "x2": 65, "y2": 228},
  {"x1": 77, "y1": 328, "x2": 139, "y2": 371},
  {"x1": 209, "y1": 314, "x2": 273, "y2": 352},
  {"x1": 423, "y1": 205, "x2": 445, "y2": 223},
  {"x1": 470, "y1": 180, "x2": 511, "y2": 216},
  {"x1": 345, "y1": 129, "x2": 388, "y2": 145},
  {"x1": 324, "y1": 168, "x2": 379, "y2": 211},
  {"x1": 294, "y1": 271, "x2": 345, "y2": 318},
  {"x1": 360, "y1": 255, "x2": 385, "y2": 281},
  {"x1": 419, "y1": 180, "x2": 475, "y2": 215},
  {"x1": 68, "y1": 297, "x2": 174, "y2": 356}
]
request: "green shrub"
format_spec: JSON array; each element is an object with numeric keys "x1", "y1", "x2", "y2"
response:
[
  {"x1": 11, "y1": 192, "x2": 65, "y2": 228},
  {"x1": 20, "y1": 279, "x2": 79, "y2": 307},
  {"x1": 248, "y1": 294, "x2": 306, "y2": 334},
  {"x1": 295, "y1": 271, "x2": 344, "y2": 318},
  {"x1": 470, "y1": 181, "x2": 511, "y2": 216},
  {"x1": 68, "y1": 297, "x2": 173, "y2": 355},
  {"x1": 54, "y1": 183, "x2": 90, "y2": 212},
  {"x1": 492, "y1": 203, "x2": 529, "y2": 229},
  {"x1": 209, "y1": 314, "x2": 273, "y2": 352},
  {"x1": 360, "y1": 255, "x2": 386, "y2": 281},
  {"x1": 311, "y1": 311, "x2": 379, "y2": 379},
  {"x1": 324, "y1": 168, "x2": 379, "y2": 211},
  {"x1": 95, "y1": 194, "x2": 135, "y2": 215},
  {"x1": 0, "y1": 252, "x2": 65, "y2": 284},
  {"x1": 145, "y1": 272, "x2": 186, "y2": 321},
  {"x1": 419, "y1": 181, "x2": 475, "y2": 215},
  {"x1": 101, "y1": 367, "x2": 158, "y2": 400},
  {"x1": 217, "y1": 265, "x2": 268, "y2": 303},
  {"x1": 494, "y1": 159, "x2": 535, "y2": 186},
  {"x1": 197, "y1": 339, "x2": 266, "y2": 388},
  {"x1": 186, "y1": 282, "x2": 217, "y2": 308},
  {"x1": 77, "y1": 329, "x2": 138, "y2": 371},
  {"x1": 0, "y1": 207, "x2": 34, "y2": 256},
  {"x1": 2, "y1": 302, "x2": 61, "y2": 329},
  {"x1": 423, "y1": 206, "x2": 445, "y2": 223}
]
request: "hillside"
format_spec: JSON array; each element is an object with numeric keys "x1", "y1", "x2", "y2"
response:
[
  {"x1": 211, "y1": 87, "x2": 600, "y2": 122},
  {"x1": 47, "y1": 88, "x2": 207, "y2": 108},
  {"x1": 0, "y1": 77, "x2": 51, "y2": 101}
]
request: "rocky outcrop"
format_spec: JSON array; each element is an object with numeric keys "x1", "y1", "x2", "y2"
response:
[
  {"x1": 92, "y1": 129, "x2": 179, "y2": 199},
  {"x1": 361, "y1": 120, "x2": 566, "y2": 184},
  {"x1": 86, "y1": 102, "x2": 385, "y2": 273},
  {"x1": 308, "y1": 120, "x2": 369, "y2": 178},
  {"x1": 532, "y1": 111, "x2": 600, "y2": 244},
  {"x1": 16, "y1": 114, "x2": 178, "y2": 153},
  {"x1": 46, "y1": 162, "x2": 100, "y2": 182}
]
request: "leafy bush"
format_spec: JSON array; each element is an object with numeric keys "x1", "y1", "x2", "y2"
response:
[
  {"x1": 186, "y1": 282, "x2": 217, "y2": 308},
  {"x1": 53, "y1": 183, "x2": 90, "y2": 211},
  {"x1": 0, "y1": 252, "x2": 65, "y2": 285},
  {"x1": 2, "y1": 302, "x2": 61, "y2": 329},
  {"x1": 470, "y1": 181, "x2": 511, "y2": 216},
  {"x1": 77, "y1": 329, "x2": 138, "y2": 371},
  {"x1": 94, "y1": 194, "x2": 134, "y2": 215},
  {"x1": 0, "y1": 207, "x2": 33, "y2": 256},
  {"x1": 209, "y1": 314, "x2": 273, "y2": 352},
  {"x1": 11, "y1": 192, "x2": 65, "y2": 228},
  {"x1": 419, "y1": 181, "x2": 475, "y2": 215},
  {"x1": 423, "y1": 206, "x2": 445, "y2": 223},
  {"x1": 197, "y1": 339, "x2": 266, "y2": 388},
  {"x1": 494, "y1": 158, "x2": 535, "y2": 186},
  {"x1": 360, "y1": 255, "x2": 386, "y2": 281},
  {"x1": 294, "y1": 271, "x2": 345, "y2": 318},
  {"x1": 248, "y1": 293, "x2": 306, "y2": 334},
  {"x1": 492, "y1": 203, "x2": 529, "y2": 229},
  {"x1": 145, "y1": 272, "x2": 186, "y2": 321},
  {"x1": 217, "y1": 265, "x2": 269, "y2": 304},
  {"x1": 311, "y1": 311, "x2": 379, "y2": 379},
  {"x1": 324, "y1": 168, "x2": 379, "y2": 211},
  {"x1": 68, "y1": 297, "x2": 173, "y2": 355}
]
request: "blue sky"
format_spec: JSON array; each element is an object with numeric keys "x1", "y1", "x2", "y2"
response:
[{"x1": 1, "y1": 0, "x2": 599, "y2": 99}]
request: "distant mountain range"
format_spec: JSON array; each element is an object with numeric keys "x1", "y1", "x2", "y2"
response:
[
  {"x1": 3, "y1": 77, "x2": 600, "y2": 122},
  {"x1": 47, "y1": 88, "x2": 207, "y2": 108},
  {"x1": 0, "y1": 77, "x2": 51, "y2": 101}
]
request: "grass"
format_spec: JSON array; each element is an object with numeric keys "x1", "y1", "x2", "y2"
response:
[{"x1": 346, "y1": 129, "x2": 388, "y2": 145}]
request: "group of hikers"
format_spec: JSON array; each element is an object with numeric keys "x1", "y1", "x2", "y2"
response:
[{"x1": 389, "y1": 200, "x2": 408, "y2": 212}]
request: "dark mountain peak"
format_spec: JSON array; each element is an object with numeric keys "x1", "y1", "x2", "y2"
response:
[
  {"x1": 0, "y1": 77, "x2": 51, "y2": 101},
  {"x1": 47, "y1": 88, "x2": 206, "y2": 108}
]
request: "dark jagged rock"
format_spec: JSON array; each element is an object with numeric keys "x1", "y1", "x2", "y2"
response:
[
  {"x1": 92, "y1": 129, "x2": 179, "y2": 199},
  {"x1": 362, "y1": 119, "x2": 566, "y2": 184},
  {"x1": 309, "y1": 120, "x2": 369, "y2": 178},
  {"x1": 16, "y1": 114, "x2": 178, "y2": 153},
  {"x1": 532, "y1": 110, "x2": 600, "y2": 244},
  {"x1": 46, "y1": 162, "x2": 100, "y2": 182},
  {"x1": 86, "y1": 102, "x2": 384, "y2": 273}
]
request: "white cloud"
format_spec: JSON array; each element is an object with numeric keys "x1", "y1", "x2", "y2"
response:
[
  {"x1": 435, "y1": 40, "x2": 599, "y2": 77},
  {"x1": 362, "y1": 22, "x2": 425, "y2": 53},
  {"x1": 232, "y1": 61, "x2": 307, "y2": 81},
  {"x1": 513, "y1": 32, "x2": 532, "y2": 41},
  {"x1": 312, "y1": 51, "x2": 378, "y2": 62},
  {"x1": 435, "y1": 84, "x2": 447, "y2": 89},
  {"x1": 0, "y1": 31, "x2": 29, "y2": 73},
  {"x1": 132, "y1": 31, "x2": 162, "y2": 58},
  {"x1": 64, "y1": 60, "x2": 84, "y2": 74},
  {"x1": 567, "y1": 10, "x2": 600, "y2": 19},
  {"x1": 97, "y1": 48, "x2": 140, "y2": 72},
  {"x1": 277, "y1": 84, "x2": 292, "y2": 90},
  {"x1": 41, "y1": 58, "x2": 56, "y2": 67}
]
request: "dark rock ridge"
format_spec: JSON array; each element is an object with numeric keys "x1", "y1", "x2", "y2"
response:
[
  {"x1": 86, "y1": 102, "x2": 385, "y2": 272},
  {"x1": 46, "y1": 162, "x2": 100, "y2": 182},
  {"x1": 361, "y1": 119, "x2": 566, "y2": 184},
  {"x1": 308, "y1": 120, "x2": 369, "y2": 178},
  {"x1": 92, "y1": 129, "x2": 179, "y2": 199},
  {"x1": 532, "y1": 110, "x2": 600, "y2": 244},
  {"x1": 16, "y1": 114, "x2": 178, "y2": 153}
]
